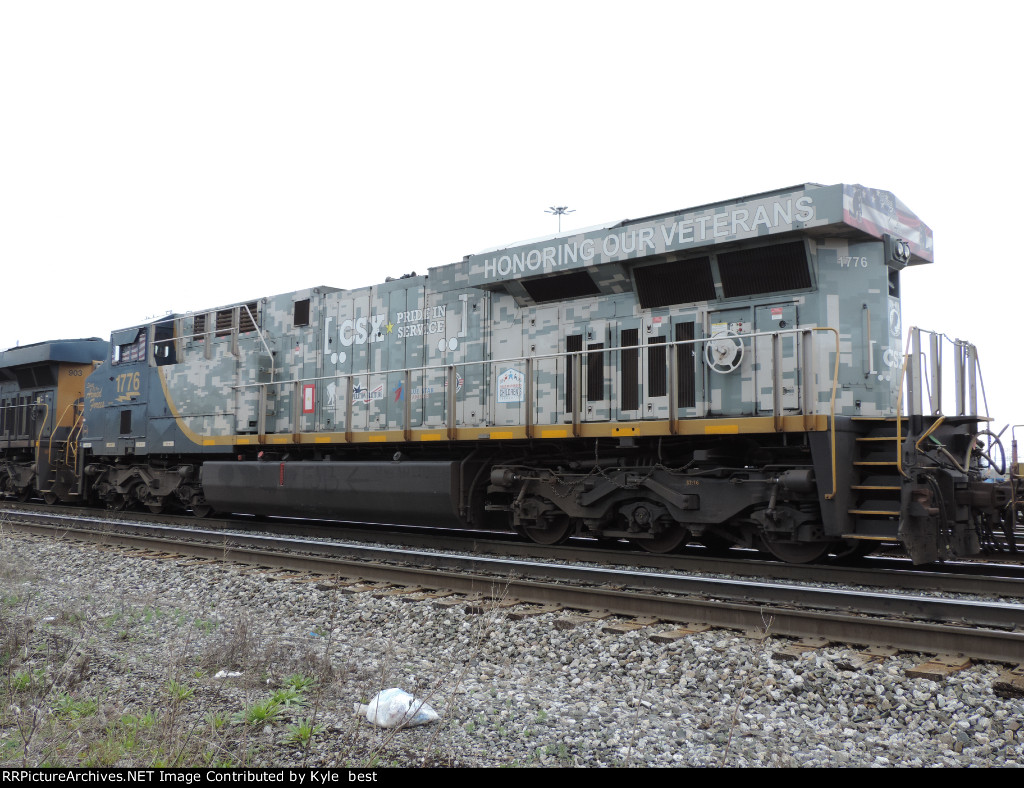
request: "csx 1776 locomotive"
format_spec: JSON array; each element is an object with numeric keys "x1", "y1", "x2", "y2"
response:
[{"x1": 0, "y1": 183, "x2": 1014, "y2": 563}]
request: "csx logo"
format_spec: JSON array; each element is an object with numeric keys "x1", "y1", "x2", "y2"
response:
[{"x1": 337, "y1": 315, "x2": 388, "y2": 347}]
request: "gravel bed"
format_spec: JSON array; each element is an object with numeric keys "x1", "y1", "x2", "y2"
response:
[{"x1": 1, "y1": 530, "x2": 1022, "y2": 767}]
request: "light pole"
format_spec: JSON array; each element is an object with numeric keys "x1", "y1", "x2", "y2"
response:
[{"x1": 545, "y1": 206, "x2": 575, "y2": 233}]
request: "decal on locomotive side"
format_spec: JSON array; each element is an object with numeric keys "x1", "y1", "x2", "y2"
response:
[{"x1": 479, "y1": 195, "x2": 816, "y2": 283}]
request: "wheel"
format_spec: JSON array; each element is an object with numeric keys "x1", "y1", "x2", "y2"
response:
[
  {"x1": 147, "y1": 502, "x2": 165, "y2": 514},
  {"x1": 760, "y1": 532, "x2": 830, "y2": 564},
  {"x1": 43, "y1": 492, "x2": 59, "y2": 506},
  {"x1": 520, "y1": 513, "x2": 573, "y2": 545},
  {"x1": 191, "y1": 504, "x2": 213, "y2": 518},
  {"x1": 635, "y1": 525, "x2": 690, "y2": 554}
]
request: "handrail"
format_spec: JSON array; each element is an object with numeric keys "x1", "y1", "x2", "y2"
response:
[
  {"x1": 64, "y1": 404, "x2": 87, "y2": 474},
  {"x1": 48, "y1": 400, "x2": 76, "y2": 457},
  {"x1": 227, "y1": 324, "x2": 834, "y2": 395},
  {"x1": 212, "y1": 325, "x2": 842, "y2": 491},
  {"x1": 896, "y1": 326, "x2": 988, "y2": 478}
]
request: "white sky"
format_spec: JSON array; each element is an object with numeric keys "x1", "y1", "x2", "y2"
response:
[{"x1": 2, "y1": 1, "x2": 1021, "y2": 431}]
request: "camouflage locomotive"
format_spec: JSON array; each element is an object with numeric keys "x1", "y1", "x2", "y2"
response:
[{"x1": 3, "y1": 183, "x2": 1014, "y2": 563}]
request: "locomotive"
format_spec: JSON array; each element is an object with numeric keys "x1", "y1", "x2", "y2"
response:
[{"x1": 1, "y1": 183, "x2": 1014, "y2": 564}]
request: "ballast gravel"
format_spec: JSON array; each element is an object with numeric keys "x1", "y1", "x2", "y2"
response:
[{"x1": 1, "y1": 530, "x2": 1022, "y2": 768}]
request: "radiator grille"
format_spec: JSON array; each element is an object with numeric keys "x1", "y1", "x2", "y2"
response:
[
  {"x1": 718, "y1": 241, "x2": 810, "y2": 298},
  {"x1": 523, "y1": 270, "x2": 600, "y2": 303},
  {"x1": 634, "y1": 257, "x2": 714, "y2": 308}
]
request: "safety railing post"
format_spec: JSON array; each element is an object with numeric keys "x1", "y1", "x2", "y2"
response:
[
  {"x1": 572, "y1": 352, "x2": 582, "y2": 437},
  {"x1": 954, "y1": 342, "x2": 965, "y2": 416},
  {"x1": 772, "y1": 333, "x2": 782, "y2": 431},
  {"x1": 403, "y1": 370, "x2": 412, "y2": 442},
  {"x1": 447, "y1": 365, "x2": 457, "y2": 440},
  {"x1": 908, "y1": 328, "x2": 923, "y2": 418},
  {"x1": 524, "y1": 358, "x2": 533, "y2": 439},
  {"x1": 967, "y1": 344, "x2": 978, "y2": 416}
]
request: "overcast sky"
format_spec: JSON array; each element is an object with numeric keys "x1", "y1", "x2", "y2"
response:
[{"x1": 2, "y1": 1, "x2": 1020, "y2": 431}]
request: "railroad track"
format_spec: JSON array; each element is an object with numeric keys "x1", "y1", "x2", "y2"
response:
[
  {"x1": 3, "y1": 506, "x2": 1024, "y2": 667},
  {"x1": 4, "y1": 501, "x2": 1024, "y2": 598}
]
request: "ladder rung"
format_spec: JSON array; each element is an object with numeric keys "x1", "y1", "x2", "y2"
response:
[
  {"x1": 853, "y1": 461, "x2": 899, "y2": 467},
  {"x1": 849, "y1": 509, "x2": 900, "y2": 516},
  {"x1": 851, "y1": 485, "x2": 900, "y2": 491}
]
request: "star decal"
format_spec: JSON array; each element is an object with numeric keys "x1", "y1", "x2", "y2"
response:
[{"x1": 385, "y1": 321, "x2": 394, "y2": 334}]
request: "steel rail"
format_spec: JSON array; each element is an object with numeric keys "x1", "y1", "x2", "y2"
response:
[
  {"x1": 4, "y1": 516, "x2": 1024, "y2": 664},
  {"x1": 4, "y1": 501, "x2": 1024, "y2": 598},
  {"x1": 6, "y1": 497, "x2": 1024, "y2": 597}
]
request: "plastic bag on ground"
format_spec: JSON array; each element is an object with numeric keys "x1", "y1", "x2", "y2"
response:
[{"x1": 354, "y1": 688, "x2": 440, "y2": 728}]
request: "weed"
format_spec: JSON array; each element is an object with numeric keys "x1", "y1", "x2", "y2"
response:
[
  {"x1": 232, "y1": 699, "x2": 283, "y2": 727},
  {"x1": 718, "y1": 614, "x2": 774, "y2": 767},
  {"x1": 10, "y1": 669, "x2": 44, "y2": 692},
  {"x1": 205, "y1": 711, "x2": 229, "y2": 731},
  {"x1": 284, "y1": 718, "x2": 323, "y2": 748},
  {"x1": 165, "y1": 679, "x2": 194, "y2": 704},
  {"x1": 52, "y1": 692, "x2": 98, "y2": 720},
  {"x1": 283, "y1": 674, "x2": 315, "y2": 693},
  {"x1": 269, "y1": 688, "x2": 306, "y2": 709}
]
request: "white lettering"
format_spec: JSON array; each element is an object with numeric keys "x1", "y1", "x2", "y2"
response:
[
  {"x1": 795, "y1": 195, "x2": 814, "y2": 222},
  {"x1": 752, "y1": 205, "x2": 772, "y2": 231},
  {"x1": 773, "y1": 199, "x2": 792, "y2": 226},
  {"x1": 340, "y1": 319, "x2": 355, "y2": 346},
  {"x1": 369, "y1": 314, "x2": 386, "y2": 342},
  {"x1": 479, "y1": 194, "x2": 819, "y2": 280}
]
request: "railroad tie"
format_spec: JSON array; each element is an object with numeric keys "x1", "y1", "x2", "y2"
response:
[{"x1": 906, "y1": 654, "x2": 973, "y2": 681}]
